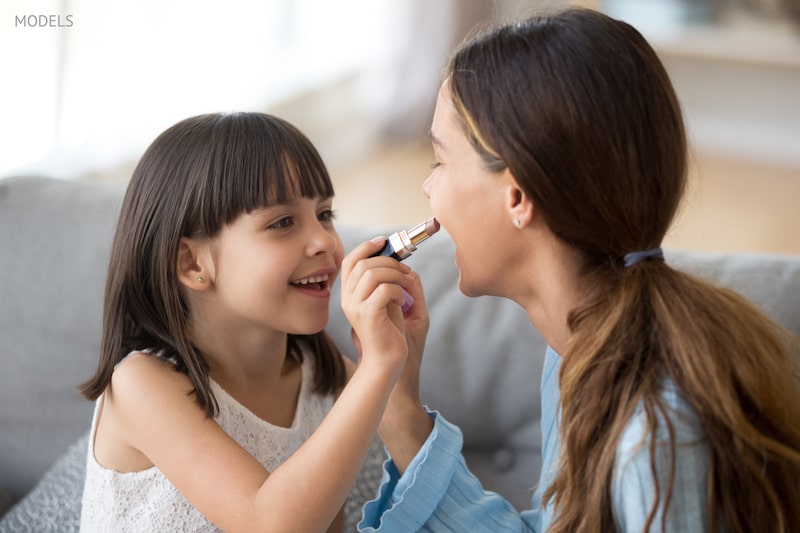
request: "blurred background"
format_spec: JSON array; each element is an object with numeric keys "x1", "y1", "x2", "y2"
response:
[{"x1": 2, "y1": 0, "x2": 799, "y2": 254}]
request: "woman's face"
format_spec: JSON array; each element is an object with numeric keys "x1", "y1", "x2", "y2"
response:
[{"x1": 423, "y1": 85, "x2": 513, "y2": 297}]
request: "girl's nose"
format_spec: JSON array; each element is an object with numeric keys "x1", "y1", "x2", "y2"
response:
[{"x1": 308, "y1": 222, "x2": 338, "y2": 256}]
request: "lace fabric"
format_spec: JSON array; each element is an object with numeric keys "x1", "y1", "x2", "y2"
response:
[{"x1": 79, "y1": 354, "x2": 334, "y2": 532}]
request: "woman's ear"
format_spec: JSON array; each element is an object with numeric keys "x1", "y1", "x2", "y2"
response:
[
  {"x1": 176, "y1": 237, "x2": 212, "y2": 291},
  {"x1": 503, "y1": 170, "x2": 534, "y2": 229}
]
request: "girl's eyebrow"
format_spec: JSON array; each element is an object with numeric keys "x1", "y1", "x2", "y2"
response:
[
  {"x1": 249, "y1": 202, "x2": 296, "y2": 217},
  {"x1": 253, "y1": 196, "x2": 333, "y2": 214}
]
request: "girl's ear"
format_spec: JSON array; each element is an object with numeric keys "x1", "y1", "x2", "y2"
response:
[
  {"x1": 176, "y1": 237, "x2": 212, "y2": 291},
  {"x1": 503, "y1": 169, "x2": 534, "y2": 229}
]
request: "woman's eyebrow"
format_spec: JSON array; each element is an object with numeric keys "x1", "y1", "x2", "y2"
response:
[{"x1": 428, "y1": 130, "x2": 445, "y2": 150}]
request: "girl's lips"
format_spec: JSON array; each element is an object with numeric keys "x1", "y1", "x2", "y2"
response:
[
  {"x1": 290, "y1": 273, "x2": 330, "y2": 286},
  {"x1": 290, "y1": 280, "x2": 332, "y2": 298},
  {"x1": 289, "y1": 268, "x2": 337, "y2": 298}
]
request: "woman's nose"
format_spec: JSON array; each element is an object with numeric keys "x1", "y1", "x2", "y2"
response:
[{"x1": 422, "y1": 174, "x2": 433, "y2": 199}]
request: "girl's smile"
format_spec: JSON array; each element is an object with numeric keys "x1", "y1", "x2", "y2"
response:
[
  {"x1": 194, "y1": 196, "x2": 344, "y2": 338},
  {"x1": 289, "y1": 267, "x2": 338, "y2": 298}
]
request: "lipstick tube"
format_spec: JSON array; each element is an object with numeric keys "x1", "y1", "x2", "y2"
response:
[{"x1": 372, "y1": 217, "x2": 440, "y2": 262}]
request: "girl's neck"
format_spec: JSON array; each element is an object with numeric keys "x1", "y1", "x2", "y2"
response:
[
  {"x1": 199, "y1": 332, "x2": 304, "y2": 428},
  {"x1": 192, "y1": 323, "x2": 292, "y2": 391}
]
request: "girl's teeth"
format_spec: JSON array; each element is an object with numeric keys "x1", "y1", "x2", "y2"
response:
[{"x1": 293, "y1": 275, "x2": 328, "y2": 285}]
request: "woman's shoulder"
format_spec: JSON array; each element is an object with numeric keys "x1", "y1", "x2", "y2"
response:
[
  {"x1": 612, "y1": 382, "x2": 712, "y2": 530},
  {"x1": 618, "y1": 381, "x2": 705, "y2": 455}
]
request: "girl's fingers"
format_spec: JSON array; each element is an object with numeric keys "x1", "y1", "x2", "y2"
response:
[
  {"x1": 342, "y1": 239, "x2": 410, "y2": 285},
  {"x1": 341, "y1": 238, "x2": 409, "y2": 276},
  {"x1": 341, "y1": 241, "x2": 414, "y2": 315}
]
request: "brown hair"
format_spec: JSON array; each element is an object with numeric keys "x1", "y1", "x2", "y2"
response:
[
  {"x1": 80, "y1": 112, "x2": 347, "y2": 417},
  {"x1": 446, "y1": 8, "x2": 800, "y2": 532}
]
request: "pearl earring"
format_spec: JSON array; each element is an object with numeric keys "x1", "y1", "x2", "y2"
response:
[
  {"x1": 515, "y1": 219, "x2": 521, "y2": 227},
  {"x1": 197, "y1": 276, "x2": 205, "y2": 283}
]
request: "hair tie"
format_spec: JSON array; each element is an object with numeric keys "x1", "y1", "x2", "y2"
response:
[{"x1": 623, "y1": 247, "x2": 664, "y2": 268}]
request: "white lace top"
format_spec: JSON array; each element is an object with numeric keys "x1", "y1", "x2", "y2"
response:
[{"x1": 79, "y1": 353, "x2": 335, "y2": 532}]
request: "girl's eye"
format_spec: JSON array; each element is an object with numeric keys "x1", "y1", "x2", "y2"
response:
[
  {"x1": 319, "y1": 209, "x2": 337, "y2": 223},
  {"x1": 268, "y1": 216, "x2": 294, "y2": 230}
]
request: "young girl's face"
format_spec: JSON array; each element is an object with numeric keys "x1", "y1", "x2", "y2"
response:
[{"x1": 207, "y1": 195, "x2": 343, "y2": 336}]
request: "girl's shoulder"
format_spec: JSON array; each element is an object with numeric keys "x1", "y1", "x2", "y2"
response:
[
  {"x1": 94, "y1": 351, "x2": 203, "y2": 474},
  {"x1": 115, "y1": 349, "x2": 178, "y2": 374},
  {"x1": 110, "y1": 350, "x2": 193, "y2": 403}
]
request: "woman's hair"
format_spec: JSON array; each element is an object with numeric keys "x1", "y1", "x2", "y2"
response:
[
  {"x1": 80, "y1": 112, "x2": 347, "y2": 417},
  {"x1": 445, "y1": 7, "x2": 800, "y2": 533}
]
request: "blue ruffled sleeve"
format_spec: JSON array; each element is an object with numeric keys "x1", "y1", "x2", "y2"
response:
[
  {"x1": 358, "y1": 410, "x2": 541, "y2": 532},
  {"x1": 358, "y1": 346, "x2": 565, "y2": 532}
]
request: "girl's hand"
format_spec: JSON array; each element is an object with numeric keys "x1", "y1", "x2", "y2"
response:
[
  {"x1": 344, "y1": 243, "x2": 434, "y2": 473},
  {"x1": 391, "y1": 269, "x2": 429, "y2": 407},
  {"x1": 340, "y1": 237, "x2": 414, "y2": 374},
  {"x1": 378, "y1": 267, "x2": 434, "y2": 473}
]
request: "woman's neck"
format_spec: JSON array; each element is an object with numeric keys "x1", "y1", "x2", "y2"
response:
[{"x1": 514, "y1": 230, "x2": 588, "y2": 357}]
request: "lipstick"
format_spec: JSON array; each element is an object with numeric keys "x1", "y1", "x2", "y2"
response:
[{"x1": 371, "y1": 217, "x2": 440, "y2": 262}]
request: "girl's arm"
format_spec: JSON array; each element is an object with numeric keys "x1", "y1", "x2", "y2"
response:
[
  {"x1": 104, "y1": 239, "x2": 416, "y2": 532},
  {"x1": 345, "y1": 258, "x2": 433, "y2": 473},
  {"x1": 374, "y1": 270, "x2": 434, "y2": 473}
]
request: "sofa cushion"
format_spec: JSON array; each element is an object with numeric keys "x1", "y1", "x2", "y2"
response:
[
  {"x1": 0, "y1": 434, "x2": 87, "y2": 532},
  {"x1": 327, "y1": 227, "x2": 800, "y2": 511},
  {"x1": 0, "y1": 488, "x2": 11, "y2": 521},
  {"x1": 0, "y1": 177, "x2": 125, "y2": 503},
  {"x1": 2, "y1": 176, "x2": 798, "y2": 518},
  {"x1": 327, "y1": 226, "x2": 546, "y2": 511},
  {"x1": 0, "y1": 431, "x2": 384, "y2": 532},
  {"x1": 666, "y1": 249, "x2": 800, "y2": 336}
]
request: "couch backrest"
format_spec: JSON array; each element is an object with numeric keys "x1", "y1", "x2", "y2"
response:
[
  {"x1": 0, "y1": 177, "x2": 124, "y2": 501},
  {"x1": 2, "y1": 176, "x2": 799, "y2": 512},
  {"x1": 328, "y1": 226, "x2": 800, "y2": 510}
]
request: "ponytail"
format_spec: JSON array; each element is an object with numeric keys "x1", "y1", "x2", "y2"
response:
[{"x1": 547, "y1": 260, "x2": 800, "y2": 533}]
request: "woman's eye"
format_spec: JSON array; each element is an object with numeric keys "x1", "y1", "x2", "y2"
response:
[{"x1": 268, "y1": 216, "x2": 294, "y2": 230}]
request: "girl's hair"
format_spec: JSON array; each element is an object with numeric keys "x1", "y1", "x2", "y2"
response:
[
  {"x1": 80, "y1": 112, "x2": 347, "y2": 417},
  {"x1": 446, "y1": 7, "x2": 800, "y2": 533}
]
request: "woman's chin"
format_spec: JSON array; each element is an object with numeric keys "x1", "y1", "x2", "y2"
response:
[{"x1": 457, "y1": 275, "x2": 481, "y2": 298}]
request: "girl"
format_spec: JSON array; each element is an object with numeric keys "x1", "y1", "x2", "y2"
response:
[
  {"x1": 351, "y1": 7, "x2": 800, "y2": 533},
  {"x1": 78, "y1": 112, "x2": 422, "y2": 531}
]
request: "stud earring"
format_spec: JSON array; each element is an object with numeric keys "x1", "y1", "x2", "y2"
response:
[
  {"x1": 197, "y1": 276, "x2": 205, "y2": 283},
  {"x1": 515, "y1": 219, "x2": 521, "y2": 227}
]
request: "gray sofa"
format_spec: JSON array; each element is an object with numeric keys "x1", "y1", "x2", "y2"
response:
[{"x1": 1, "y1": 175, "x2": 799, "y2": 531}]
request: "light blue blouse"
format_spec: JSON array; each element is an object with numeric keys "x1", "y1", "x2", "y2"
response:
[{"x1": 359, "y1": 347, "x2": 710, "y2": 532}]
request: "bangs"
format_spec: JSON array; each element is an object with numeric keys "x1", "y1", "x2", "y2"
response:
[{"x1": 197, "y1": 113, "x2": 334, "y2": 234}]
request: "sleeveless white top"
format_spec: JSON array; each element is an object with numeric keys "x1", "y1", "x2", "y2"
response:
[{"x1": 80, "y1": 354, "x2": 335, "y2": 532}]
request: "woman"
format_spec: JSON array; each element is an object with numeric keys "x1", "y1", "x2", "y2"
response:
[{"x1": 347, "y1": 7, "x2": 800, "y2": 532}]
